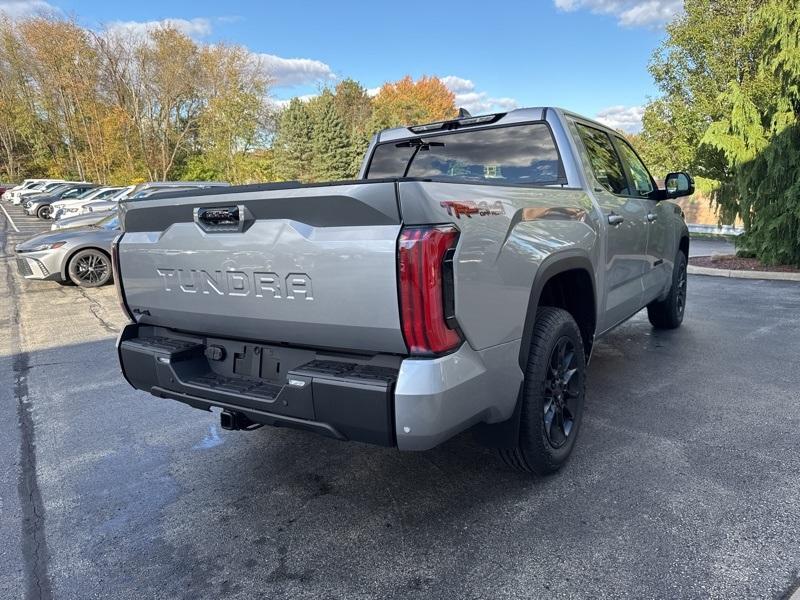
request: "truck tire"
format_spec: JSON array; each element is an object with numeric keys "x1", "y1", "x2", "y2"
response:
[
  {"x1": 500, "y1": 307, "x2": 586, "y2": 475},
  {"x1": 647, "y1": 251, "x2": 687, "y2": 330}
]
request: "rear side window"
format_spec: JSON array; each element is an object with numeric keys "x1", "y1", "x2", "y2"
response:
[
  {"x1": 366, "y1": 123, "x2": 563, "y2": 185},
  {"x1": 576, "y1": 124, "x2": 629, "y2": 195}
]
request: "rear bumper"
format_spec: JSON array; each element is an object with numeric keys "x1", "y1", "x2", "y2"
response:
[
  {"x1": 117, "y1": 324, "x2": 523, "y2": 451},
  {"x1": 117, "y1": 323, "x2": 399, "y2": 446},
  {"x1": 394, "y1": 339, "x2": 522, "y2": 450}
]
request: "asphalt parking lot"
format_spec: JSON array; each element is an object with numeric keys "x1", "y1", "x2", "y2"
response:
[{"x1": 2, "y1": 206, "x2": 800, "y2": 600}]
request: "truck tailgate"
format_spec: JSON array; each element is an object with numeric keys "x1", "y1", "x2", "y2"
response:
[{"x1": 117, "y1": 182, "x2": 406, "y2": 354}]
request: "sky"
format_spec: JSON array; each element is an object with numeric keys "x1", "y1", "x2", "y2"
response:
[{"x1": 0, "y1": 0, "x2": 684, "y2": 132}]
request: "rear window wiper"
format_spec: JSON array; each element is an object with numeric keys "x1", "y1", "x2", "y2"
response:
[
  {"x1": 395, "y1": 138, "x2": 445, "y2": 149},
  {"x1": 396, "y1": 138, "x2": 445, "y2": 177}
]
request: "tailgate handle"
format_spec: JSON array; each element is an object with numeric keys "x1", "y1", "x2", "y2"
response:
[{"x1": 194, "y1": 205, "x2": 251, "y2": 232}]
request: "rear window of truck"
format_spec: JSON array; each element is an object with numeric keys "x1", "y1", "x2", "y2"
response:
[{"x1": 366, "y1": 123, "x2": 563, "y2": 185}]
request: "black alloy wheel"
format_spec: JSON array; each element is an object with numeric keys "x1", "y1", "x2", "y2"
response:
[
  {"x1": 675, "y1": 259, "x2": 687, "y2": 320},
  {"x1": 543, "y1": 336, "x2": 580, "y2": 448},
  {"x1": 68, "y1": 249, "x2": 112, "y2": 287},
  {"x1": 499, "y1": 306, "x2": 587, "y2": 475},
  {"x1": 647, "y1": 251, "x2": 688, "y2": 329}
]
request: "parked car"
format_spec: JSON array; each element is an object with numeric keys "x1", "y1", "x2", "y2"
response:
[
  {"x1": 51, "y1": 210, "x2": 116, "y2": 231},
  {"x1": 113, "y1": 106, "x2": 693, "y2": 475},
  {"x1": 0, "y1": 183, "x2": 15, "y2": 196},
  {"x1": 3, "y1": 179, "x2": 62, "y2": 201},
  {"x1": 3, "y1": 179, "x2": 37, "y2": 200},
  {"x1": 125, "y1": 181, "x2": 230, "y2": 201},
  {"x1": 51, "y1": 186, "x2": 123, "y2": 221},
  {"x1": 15, "y1": 212, "x2": 120, "y2": 287},
  {"x1": 81, "y1": 199, "x2": 115, "y2": 214},
  {"x1": 72, "y1": 185, "x2": 137, "y2": 216},
  {"x1": 25, "y1": 183, "x2": 97, "y2": 218},
  {"x1": 78, "y1": 185, "x2": 136, "y2": 213},
  {"x1": 9, "y1": 180, "x2": 68, "y2": 205},
  {"x1": 88, "y1": 186, "x2": 210, "y2": 215},
  {"x1": 16, "y1": 182, "x2": 71, "y2": 207},
  {"x1": 81, "y1": 199, "x2": 120, "y2": 214}
]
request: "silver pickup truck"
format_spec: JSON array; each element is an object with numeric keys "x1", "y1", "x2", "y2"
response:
[{"x1": 113, "y1": 107, "x2": 692, "y2": 474}]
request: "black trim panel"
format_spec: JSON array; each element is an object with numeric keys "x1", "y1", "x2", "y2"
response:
[
  {"x1": 117, "y1": 323, "x2": 398, "y2": 446},
  {"x1": 151, "y1": 387, "x2": 348, "y2": 441},
  {"x1": 121, "y1": 180, "x2": 403, "y2": 232}
]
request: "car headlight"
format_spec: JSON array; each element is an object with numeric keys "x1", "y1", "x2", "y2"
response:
[{"x1": 19, "y1": 241, "x2": 66, "y2": 252}]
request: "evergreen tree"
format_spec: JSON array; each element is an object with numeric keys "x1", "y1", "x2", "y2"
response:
[
  {"x1": 310, "y1": 93, "x2": 352, "y2": 182},
  {"x1": 273, "y1": 98, "x2": 314, "y2": 181},
  {"x1": 332, "y1": 79, "x2": 373, "y2": 178},
  {"x1": 703, "y1": 0, "x2": 800, "y2": 265}
]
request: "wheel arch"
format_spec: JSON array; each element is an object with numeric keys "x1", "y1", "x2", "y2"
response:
[
  {"x1": 518, "y1": 251, "x2": 597, "y2": 369},
  {"x1": 61, "y1": 245, "x2": 112, "y2": 280},
  {"x1": 679, "y1": 233, "x2": 690, "y2": 258},
  {"x1": 474, "y1": 251, "x2": 597, "y2": 450}
]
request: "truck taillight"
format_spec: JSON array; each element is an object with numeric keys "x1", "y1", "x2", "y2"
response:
[
  {"x1": 398, "y1": 225, "x2": 462, "y2": 356},
  {"x1": 111, "y1": 234, "x2": 134, "y2": 322}
]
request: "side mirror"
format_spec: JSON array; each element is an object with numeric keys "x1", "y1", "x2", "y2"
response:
[{"x1": 664, "y1": 172, "x2": 694, "y2": 198}]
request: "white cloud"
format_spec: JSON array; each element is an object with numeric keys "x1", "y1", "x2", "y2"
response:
[
  {"x1": 106, "y1": 17, "x2": 213, "y2": 39},
  {"x1": 441, "y1": 75, "x2": 519, "y2": 115},
  {"x1": 366, "y1": 86, "x2": 381, "y2": 97},
  {"x1": 595, "y1": 105, "x2": 644, "y2": 133},
  {"x1": 440, "y1": 75, "x2": 474, "y2": 94},
  {"x1": 0, "y1": 0, "x2": 58, "y2": 18},
  {"x1": 270, "y1": 93, "x2": 318, "y2": 109},
  {"x1": 553, "y1": 0, "x2": 681, "y2": 27},
  {"x1": 255, "y1": 53, "x2": 336, "y2": 88},
  {"x1": 100, "y1": 20, "x2": 334, "y2": 91}
]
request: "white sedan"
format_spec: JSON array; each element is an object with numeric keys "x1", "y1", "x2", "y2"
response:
[{"x1": 51, "y1": 186, "x2": 124, "y2": 221}]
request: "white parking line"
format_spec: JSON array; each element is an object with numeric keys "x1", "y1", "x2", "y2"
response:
[{"x1": 1, "y1": 204, "x2": 20, "y2": 232}]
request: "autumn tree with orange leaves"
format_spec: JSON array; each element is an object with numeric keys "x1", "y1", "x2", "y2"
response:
[
  {"x1": 370, "y1": 75, "x2": 457, "y2": 131},
  {"x1": 0, "y1": 13, "x2": 459, "y2": 186}
]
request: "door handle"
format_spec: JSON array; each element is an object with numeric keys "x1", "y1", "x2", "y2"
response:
[
  {"x1": 646, "y1": 213, "x2": 658, "y2": 223},
  {"x1": 607, "y1": 213, "x2": 624, "y2": 226}
]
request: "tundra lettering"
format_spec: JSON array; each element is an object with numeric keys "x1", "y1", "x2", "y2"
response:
[
  {"x1": 155, "y1": 268, "x2": 313, "y2": 300},
  {"x1": 117, "y1": 107, "x2": 692, "y2": 475}
]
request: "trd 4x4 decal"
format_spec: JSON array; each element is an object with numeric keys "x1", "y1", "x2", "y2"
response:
[{"x1": 440, "y1": 200, "x2": 505, "y2": 219}]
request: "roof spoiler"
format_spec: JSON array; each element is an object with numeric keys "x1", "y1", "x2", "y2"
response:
[{"x1": 409, "y1": 111, "x2": 504, "y2": 134}]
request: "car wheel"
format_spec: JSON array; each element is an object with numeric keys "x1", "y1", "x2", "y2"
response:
[
  {"x1": 500, "y1": 307, "x2": 586, "y2": 475},
  {"x1": 647, "y1": 251, "x2": 687, "y2": 330},
  {"x1": 67, "y1": 249, "x2": 112, "y2": 287},
  {"x1": 36, "y1": 205, "x2": 52, "y2": 219}
]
